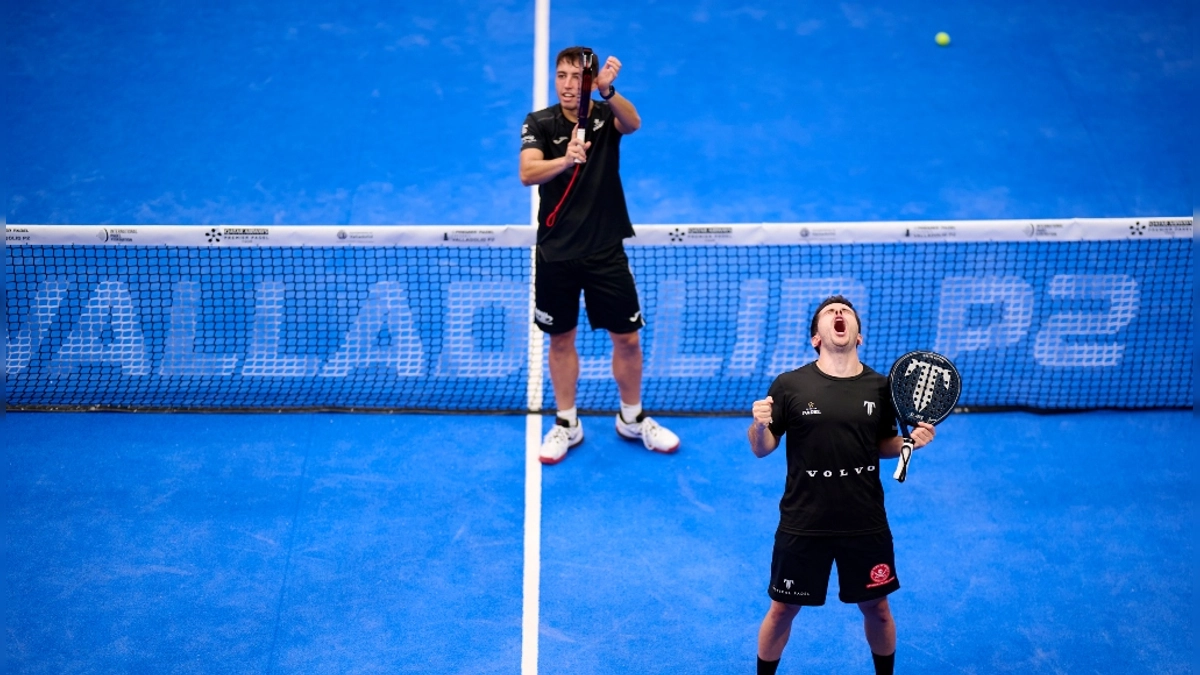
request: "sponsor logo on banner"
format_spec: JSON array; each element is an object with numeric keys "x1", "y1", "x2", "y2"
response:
[
  {"x1": 443, "y1": 229, "x2": 496, "y2": 244},
  {"x1": 1025, "y1": 222, "x2": 1066, "y2": 238},
  {"x1": 206, "y1": 228, "x2": 222, "y2": 243},
  {"x1": 799, "y1": 227, "x2": 838, "y2": 241},
  {"x1": 1146, "y1": 219, "x2": 1191, "y2": 235},
  {"x1": 6, "y1": 227, "x2": 31, "y2": 243},
  {"x1": 905, "y1": 225, "x2": 958, "y2": 240},
  {"x1": 337, "y1": 230, "x2": 375, "y2": 241},
  {"x1": 222, "y1": 227, "x2": 271, "y2": 243},
  {"x1": 669, "y1": 228, "x2": 686, "y2": 242},
  {"x1": 97, "y1": 227, "x2": 140, "y2": 243},
  {"x1": 681, "y1": 226, "x2": 733, "y2": 242},
  {"x1": 1129, "y1": 222, "x2": 1146, "y2": 236}
]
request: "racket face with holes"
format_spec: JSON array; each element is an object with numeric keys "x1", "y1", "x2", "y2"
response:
[{"x1": 888, "y1": 351, "x2": 962, "y2": 427}]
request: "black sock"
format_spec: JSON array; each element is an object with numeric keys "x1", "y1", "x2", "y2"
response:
[
  {"x1": 872, "y1": 650, "x2": 895, "y2": 675},
  {"x1": 757, "y1": 656, "x2": 780, "y2": 675}
]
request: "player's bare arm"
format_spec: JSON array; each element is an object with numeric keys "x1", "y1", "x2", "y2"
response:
[
  {"x1": 878, "y1": 422, "x2": 935, "y2": 459},
  {"x1": 748, "y1": 395, "x2": 779, "y2": 458},
  {"x1": 519, "y1": 143, "x2": 589, "y2": 186},
  {"x1": 595, "y1": 56, "x2": 641, "y2": 134}
]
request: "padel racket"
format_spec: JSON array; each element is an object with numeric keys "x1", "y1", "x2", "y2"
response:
[
  {"x1": 888, "y1": 350, "x2": 962, "y2": 482},
  {"x1": 573, "y1": 48, "x2": 595, "y2": 163},
  {"x1": 547, "y1": 48, "x2": 595, "y2": 228}
]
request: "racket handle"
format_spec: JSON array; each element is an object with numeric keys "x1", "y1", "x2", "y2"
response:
[
  {"x1": 893, "y1": 438, "x2": 914, "y2": 482},
  {"x1": 573, "y1": 127, "x2": 586, "y2": 164}
]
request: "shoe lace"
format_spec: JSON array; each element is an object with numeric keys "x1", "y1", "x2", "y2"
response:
[
  {"x1": 638, "y1": 416, "x2": 664, "y2": 446},
  {"x1": 544, "y1": 424, "x2": 571, "y2": 444}
]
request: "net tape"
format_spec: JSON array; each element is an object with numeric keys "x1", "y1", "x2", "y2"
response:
[{"x1": 5, "y1": 220, "x2": 1193, "y2": 412}]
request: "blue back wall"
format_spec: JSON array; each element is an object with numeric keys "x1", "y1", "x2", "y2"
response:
[{"x1": 6, "y1": 0, "x2": 1194, "y2": 225}]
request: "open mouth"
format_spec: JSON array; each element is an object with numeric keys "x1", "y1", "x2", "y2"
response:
[{"x1": 833, "y1": 316, "x2": 847, "y2": 333}]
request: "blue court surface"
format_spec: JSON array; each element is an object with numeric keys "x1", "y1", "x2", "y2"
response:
[{"x1": 4, "y1": 410, "x2": 1193, "y2": 673}]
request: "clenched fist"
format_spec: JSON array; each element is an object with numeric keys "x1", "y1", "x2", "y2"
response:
[{"x1": 752, "y1": 395, "x2": 774, "y2": 429}]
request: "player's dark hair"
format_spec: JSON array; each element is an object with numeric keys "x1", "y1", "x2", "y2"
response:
[
  {"x1": 556, "y1": 46, "x2": 598, "y2": 77},
  {"x1": 810, "y1": 295, "x2": 861, "y2": 352}
]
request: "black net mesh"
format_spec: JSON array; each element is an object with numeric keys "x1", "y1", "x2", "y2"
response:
[{"x1": 6, "y1": 237, "x2": 1192, "y2": 412}]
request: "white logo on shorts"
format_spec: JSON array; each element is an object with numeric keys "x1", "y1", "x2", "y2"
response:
[
  {"x1": 535, "y1": 308, "x2": 554, "y2": 325},
  {"x1": 629, "y1": 311, "x2": 641, "y2": 323}
]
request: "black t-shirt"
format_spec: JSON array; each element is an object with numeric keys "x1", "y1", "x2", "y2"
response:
[
  {"x1": 521, "y1": 102, "x2": 634, "y2": 262},
  {"x1": 766, "y1": 362, "x2": 900, "y2": 536}
]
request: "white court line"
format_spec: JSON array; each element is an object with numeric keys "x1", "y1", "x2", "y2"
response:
[
  {"x1": 521, "y1": 414, "x2": 543, "y2": 675},
  {"x1": 522, "y1": 3, "x2": 550, "y2": 674}
]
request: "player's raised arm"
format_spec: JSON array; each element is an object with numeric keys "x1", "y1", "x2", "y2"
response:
[
  {"x1": 748, "y1": 395, "x2": 779, "y2": 458},
  {"x1": 595, "y1": 56, "x2": 640, "y2": 134}
]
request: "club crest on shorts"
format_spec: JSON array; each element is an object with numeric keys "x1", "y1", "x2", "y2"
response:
[{"x1": 867, "y1": 563, "x2": 894, "y2": 588}]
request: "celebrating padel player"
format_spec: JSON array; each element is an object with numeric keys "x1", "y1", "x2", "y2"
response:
[
  {"x1": 519, "y1": 46, "x2": 680, "y2": 464},
  {"x1": 747, "y1": 296, "x2": 935, "y2": 675}
]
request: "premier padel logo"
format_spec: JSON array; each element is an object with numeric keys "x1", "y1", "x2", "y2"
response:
[
  {"x1": 866, "y1": 564, "x2": 894, "y2": 588},
  {"x1": 669, "y1": 228, "x2": 685, "y2": 243},
  {"x1": 771, "y1": 579, "x2": 809, "y2": 597},
  {"x1": 1129, "y1": 221, "x2": 1146, "y2": 236},
  {"x1": 801, "y1": 401, "x2": 822, "y2": 416},
  {"x1": 206, "y1": 228, "x2": 221, "y2": 244},
  {"x1": 901, "y1": 359, "x2": 954, "y2": 414}
]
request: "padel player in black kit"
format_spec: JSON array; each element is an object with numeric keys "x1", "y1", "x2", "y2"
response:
[
  {"x1": 748, "y1": 296, "x2": 936, "y2": 675},
  {"x1": 520, "y1": 46, "x2": 679, "y2": 464}
]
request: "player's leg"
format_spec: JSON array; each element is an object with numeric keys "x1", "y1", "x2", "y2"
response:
[
  {"x1": 760, "y1": 532, "x2": 833, "y2": 674},
  {"x1": 835, "y1": 532, "x2": 900, "y2": 674},
  {"x1": 580, "y1": 244, "x2": 679, "y2": 452},
  {"x1": 608, "y1": 329, "x2": 641, "y2": 411},
  {"x1": 548, "y1": 328, "x2": 580, "y2": 411},
  {"x1": 757, "y1": 600, "x2": 801, "y2": 668},
  {"x1": 607, "y1": 332, "x2": 679, "y2": 452},
  {"x1": 535, "y1": 254, "x2": 584, "y2": 464},
  {"x1": 857, "y1": 595, "x2": 896, "y2": 665}
]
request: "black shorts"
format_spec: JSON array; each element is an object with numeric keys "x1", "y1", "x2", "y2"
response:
[
  {"x1": 767, "y1": 529, "x2": 900, "y2": 606},
  {"x1": 534, "y1": 244, "x2": 645, "y2": 335}
]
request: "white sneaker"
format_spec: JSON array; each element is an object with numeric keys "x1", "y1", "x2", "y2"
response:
[
  {"x1": 539, "y1": 418, "x2": 584, "y2": 465},
  {"x1": 615, "y1": 413, "x2": 680, "y2": 454}
]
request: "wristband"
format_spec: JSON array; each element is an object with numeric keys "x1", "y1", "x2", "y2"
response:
[{"x1": 600, "y1": 85, "x2": 616, "y2": 100}]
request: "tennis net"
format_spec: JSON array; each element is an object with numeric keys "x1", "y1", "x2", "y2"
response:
[{"x1": 5, "y1": 218, "x2": 1193, "y2": 413}]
